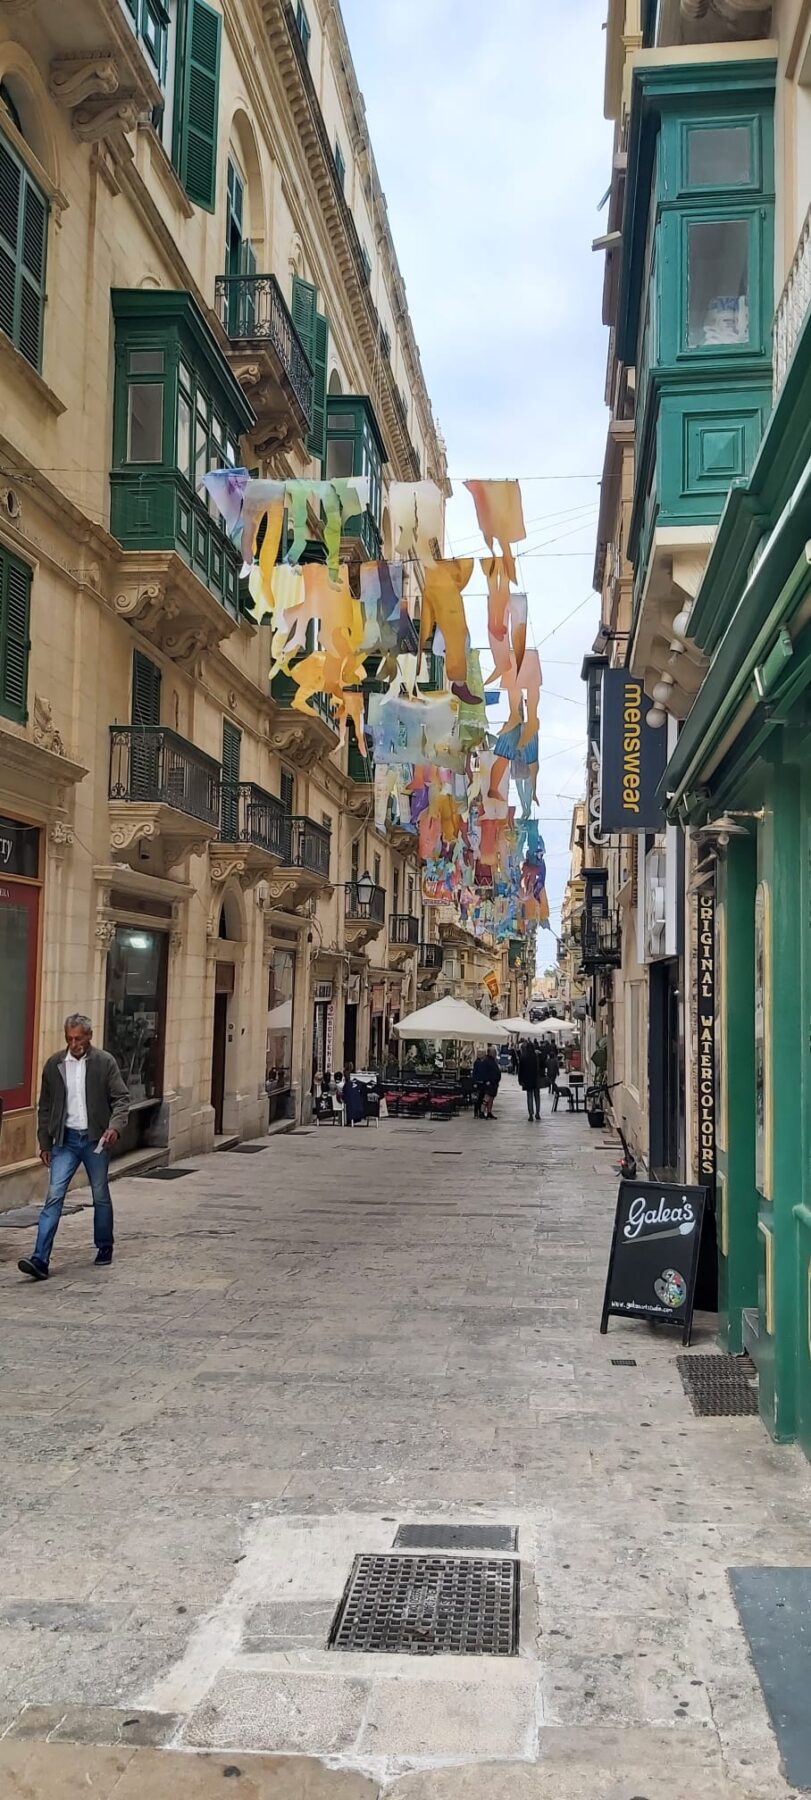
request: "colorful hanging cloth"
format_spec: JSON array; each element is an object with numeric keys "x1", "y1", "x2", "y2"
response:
[{"x1": 465, "y1": 480, "x2": 526, "y2": 583}]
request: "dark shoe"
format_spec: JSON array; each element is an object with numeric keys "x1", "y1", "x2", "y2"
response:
[
  {"x1": 94, "y1": 1247, "x2": 113, "y2": 1266},
  {"x1": 18, "y1": 1256, "x2": 48, "y2": 1281}
]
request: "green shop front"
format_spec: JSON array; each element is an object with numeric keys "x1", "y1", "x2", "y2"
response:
[{"x1": 664, "y1": 303, "x2": 811, "y2": 1460}]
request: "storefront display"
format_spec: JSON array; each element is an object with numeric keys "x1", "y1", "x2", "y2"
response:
[
  {"x1": 0, "y1": 817, "x2": 41, "y2": 1121},
  {"x1": 104, "y1": 925, "x2": 167, "y2": 1105},
  {"x1": 267, "y1": 948, "x2": 295, "y2": 1095}
]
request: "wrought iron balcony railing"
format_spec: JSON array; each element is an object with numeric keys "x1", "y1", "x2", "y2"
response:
[
  {"x1": 580, "y1": 911, "x2": 622, "y2": 970},
  {"x1": 109, "y1": 726, "x2": 220, "y2": 828},
  {"x1": 774, "y1": 203, "x2": 811, "y2": 397},
  {"x1": 220, "y1": 782, "x2": 287, "y2": 857},
  {"x1": 418, "y1": 942, "x2": 444, "y2": 971},
  {"x1": 345, "y1": 882, "x2": 386, "y2": 925},
  {"x1": 279, "y1": 816, "x2": 331, "y2": 879},
  {"x1": 389, "y1": 913, "x2": 420, "y2": 948},
  {"x1": 214, "y1": 272, "x2": 314, "y2": 426}
]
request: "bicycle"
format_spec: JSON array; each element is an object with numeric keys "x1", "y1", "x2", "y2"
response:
[{"x1": 584, "y1": 1077, "x2": 638, "y2": 1180}]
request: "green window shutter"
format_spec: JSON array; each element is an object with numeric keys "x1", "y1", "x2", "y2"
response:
[
  {"x1": 0, "y1": 546, "x2": 32, "y2": 723},
  {"x1": 177, "y1": 0, "x2": 221, "y2": 212},
  {"x1": 291, "y1": 274, "x2": 316, "y2": 366},
  {"x1": 221, "y1": 717, "x2": 241, "y2": 838},
  {"x1": 0, "y1": 133, "x2": 47, "y2": 371},
  {"x1": 308, "y1": 311, "x2": 329, "y2": 464},
  {"x1": 131, "y1": 650, "x2": 162, "y2": 728}
]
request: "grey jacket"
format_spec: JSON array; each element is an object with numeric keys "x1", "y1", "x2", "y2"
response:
[{"x1": 37, "y1": 1047, "x2": 130, "y2": 1152}]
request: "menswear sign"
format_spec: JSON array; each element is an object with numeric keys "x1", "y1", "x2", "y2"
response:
[{"x1": 599, "y1": 671, "x2": 666, "y2": 833}]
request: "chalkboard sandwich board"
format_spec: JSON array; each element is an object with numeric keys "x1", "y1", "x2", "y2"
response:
[{"x1": 600, "y1": 1180, "x2": 708, "y2": 1347}]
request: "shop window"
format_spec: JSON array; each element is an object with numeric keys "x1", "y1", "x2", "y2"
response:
[
  {"x1": 687, "y1": 125, "x2": 752, "y2": 189},
  {"x1": 0, "y1": 545, "x2": 31, "y2": 724},
  {"x1": 0, "y1": 129, "x2": 48, "y2": 372},
  {"x1": 0, "y1": 817, "x2": 41, "y2": 1114},
  {"x1": 687, "y1": 217, "x2": 750, "y2": 348},
  {"x1": 104, "y1": 925, "x2": 168, "y2": 1104},
  {"x1": 267, "y1": 947, "x2": 295, "y2": 1093}
]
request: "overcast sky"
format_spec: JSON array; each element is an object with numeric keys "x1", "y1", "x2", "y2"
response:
[{"x1": 340, "y1": 0, "x2": 613, "y2": 945}]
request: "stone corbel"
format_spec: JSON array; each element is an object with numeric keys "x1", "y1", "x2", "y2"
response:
[
  {"x1": 72, "y1": 95, "x2": 141, "y2": 144},
  {"x1": 113, "y1": 583, "x2": 175, "y2": 634},
  {"x1": 169, "y1": 931, "x2": 184, "y2": 957},
  {"x1": 109, "y1": 818, "x2": 159, "y2": 856},
  {"x1": 33, "y1": 694, "x2": 65, "y2": 757},
  {"x1": 48, "y1": 821, "x2": 74, "y2": 856},
  {"x1": 163, "y1": 625, "x2": 221, "y2": 676},
  {"x1": 164, "y1": 838, "x2": 211, "y2": 873},
  {"x1": 49, "y1": 55, "x2": 120, "y2": 109},
  {"x1": 95, "y1": 918, "x2": 117, "y2": 950}
]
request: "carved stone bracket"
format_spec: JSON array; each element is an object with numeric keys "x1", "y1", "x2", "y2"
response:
[
  {"x1": 95, "y1": 918, "x2": 117, "y2": 951},
  {"x1": 48, "y1": 820, "x2": 74, "y2": 853},
  {"x1": 72, "y1": 95, "x2": 141, "y2": 144},
  {"x1": 109, "y1": 816, "x2": 159, "y2": 856},
  {"x1": 49, "y1": 54, "x2": 120, "y2": 108},
  {"x1": 113, "y1": 583, "x2": 177, "y2": 635},
  {"x1": 33, "y1": 694, "x2": 65, "y2": 757},
  {"x1": 169, "y1": 931, "x2": 184, "y2": 957},
  {"x1": 162, "y1": 624, "x2": 223, "y2": 677}
]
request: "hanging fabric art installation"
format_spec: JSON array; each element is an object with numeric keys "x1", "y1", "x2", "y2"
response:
[
  {"x1": 389, "y1": 480, "x2": 443, "y2": 562},
  {"x1": 419, "y1": 558, "x2": 474, "y2": 697},
  {"x1": 464, "y1": 480, "x2": 526, "y2": 583}
]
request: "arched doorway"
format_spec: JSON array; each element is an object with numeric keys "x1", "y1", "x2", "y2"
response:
[{"x1": 328, "y1": 368, "x2": 343, "y2": 395}]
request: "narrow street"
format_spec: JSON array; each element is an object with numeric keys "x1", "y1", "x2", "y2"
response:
[{"x1": 0, "y1": 1084, "x2": 808, "y2": 1800}]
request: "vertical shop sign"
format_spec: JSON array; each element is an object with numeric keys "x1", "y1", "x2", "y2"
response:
[{"x1": 696, "y1": 891, "x2": 716, "y2": 1187}]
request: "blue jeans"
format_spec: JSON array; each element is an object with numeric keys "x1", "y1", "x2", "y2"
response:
[{"x1": 34, "y1": 1129, "x2": 114, "y2": 1267}]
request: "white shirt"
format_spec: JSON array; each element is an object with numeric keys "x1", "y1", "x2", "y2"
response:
[{"x1": 64, "y1": 1052, "x2": 88, "y2": 1130}]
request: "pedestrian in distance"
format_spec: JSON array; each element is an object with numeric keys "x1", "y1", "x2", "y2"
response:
[
  {"x1": 481, "y1": 1046, "x2": 501, "y2": 1119},
  {"x1": 517, "y1": 1038, "x2": 542, "y2": 1121},
  {"x1": 471, "y1": 1050, "x2": 488, "y2": 1118},
  {"x1": 19, "y1": 1014, "x2": 129, "y2": 1281},
  {"x1": 546, "y1": 1046, "x2": 561, "y2": 1108}
]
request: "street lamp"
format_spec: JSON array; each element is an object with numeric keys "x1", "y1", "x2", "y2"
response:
[{"x1": 356, "y1": 869, "x2": 374, "y2": 906}]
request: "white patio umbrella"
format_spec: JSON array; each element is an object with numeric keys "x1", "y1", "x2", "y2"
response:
[
  {"x1": 393, "y1": 997, "x2": 510, "y2": 1043},
  {"x1": 541, "y1": 1017, "x2": 580, "y2": 1042}
]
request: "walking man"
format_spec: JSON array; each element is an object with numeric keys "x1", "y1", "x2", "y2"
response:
[
  {"x1": 19, "y1": 1014, "x2": 129, "y2": 1281},
  {"x1": 517, "y1": 1038, "x2": 542, "y2": 1121}
]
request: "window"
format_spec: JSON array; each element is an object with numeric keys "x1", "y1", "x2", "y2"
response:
[
  {"x1": 0, "y1": 545, "x2": 31, "y2": 724},
  {"x1": 361, "y1": 242, "x2": 371, "y2": 283},
  {"x1": 324, "y1": 395, "x2": 384, "y2": 534},
  {"x1": 173, "y1": 0, "x2": 221, "y2": 211},
  {"x1": 393, "y1": 867, "x2": 399, "y2": 914},
  {"x1": 175, "y1": 356, "x2": 239, "y2": 499},
  {"x1": 0, "y1": 132, "x2": 47, "y2": 371},
  {"x1": 128, "y1": 381, "x2": 164, "y2": 462},
  {"x1": 122, "y1": 0, "x2": 171, "y2": 80},
  {"x1": 686, "y1": 125, "x2": 751, "y2": 190},
  {"x1": 295, "y1": 1, "x2": 311, "y2": 58},
  {"x1": 687, "y1": 218, "x2": 750, "y2": 348},
  {"x1": 334, "y1": 138, "x2": 346, "y2": 192},
  {"x1": 291, "y1": 275, "x2": 329, "y2": 464},
  {"x1": 351, "y1": 838, "x2": 359, "y2": 883},
  {"x1": 373, "y1": 853, "x2": 381, "y2": 887},
  {"x1": 221, "y1": 718, "x2": 241, "y2": 839},
  {"x1": 280, "y1": 768, "x2": 295, "y2": 814},
  {"x1": 407, "y1": 876, "x2": 414, "y2": 915},
  {"x1": 380, "y1": 325, "x2": 391, "y2": 360}
]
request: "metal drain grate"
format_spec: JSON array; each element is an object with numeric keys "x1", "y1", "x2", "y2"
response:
[
  {"x1": 611, "y1": 1358, "x2": 637, "y2": 1367},
  {"x1": 328, "y1": 1554, "x2": 519, "y2": 1656},
  {"x1": 677, "y1": 1353, "x2": 758, "y2": 1416},
  {"x1": 228, "y1": 1144, "x2": 268, "y2": 1154},
  {"x1": 134, "y1": 1166, "x2": 195, "y2": 1181},
  {"x1": 394, "y1": 1524, "x2": 517, "y2": 1553}
]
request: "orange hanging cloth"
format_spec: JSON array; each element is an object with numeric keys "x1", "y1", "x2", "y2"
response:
[
  {"x1": 420, "y1": 558, "x2": 474, "y2": 687},
  {"x1": 481, "y1": 556, "x2": 513, "y2": 686},
  {"x1": 465, "y1": 480, "x2": 526, "y2": 584}
]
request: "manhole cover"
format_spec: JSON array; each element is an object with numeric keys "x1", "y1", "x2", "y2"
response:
[
  {"x1": 134, "y1": 1166, "x2": 195, "y2": 1181},
  {"x1": 228, "y1": 1144, "x2": 268, "y2": 1154},
  {"x1": 328, "y1": 1554, "x2": 519, "y2": 1656},
  {"x1": 677, "y1": 1353, "x2": 758, "y2": 1416},
  {"x1": 394, "y1": 1524, "x2": 517, "y2": 1553}
]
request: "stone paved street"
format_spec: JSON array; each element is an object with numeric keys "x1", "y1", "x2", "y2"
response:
[{"x1": 0, "y1": 1079, "x2": 809, "y2": 1798}]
